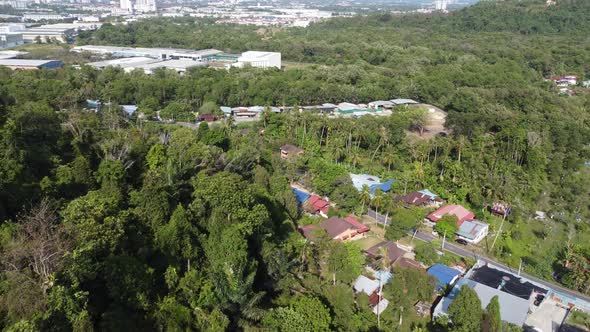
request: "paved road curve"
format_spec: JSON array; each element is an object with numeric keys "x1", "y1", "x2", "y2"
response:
[{"x1": 365, "y1": 209, "x2": 590, "y2": 303}]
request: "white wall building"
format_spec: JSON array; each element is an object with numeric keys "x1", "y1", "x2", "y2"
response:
[
  {"x1": 0, "y1": 32, "x2": 23, "y2": 49},
  {"x1": 234, "y1": 51, "x2": 281, "y2": 69},
  {"x1": 72, "y1": 45, "x2": 222, "y2": 62},
  {"x1": 120, "y1": 0, "x2": 133, "y2": 11},
  {"x1": 134, "y1": 0, "x2": 157, "y2": 12},
  {"x1": 455, "y1": 220, "x2": 489, "y2": 244},
  {"x1": 0, "y1": 23, "x2": 25, "y2": 33}
]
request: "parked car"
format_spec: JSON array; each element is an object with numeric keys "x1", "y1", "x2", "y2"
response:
[{"x1": 456, "y1": 239, "x2": 468, "y2": 246}]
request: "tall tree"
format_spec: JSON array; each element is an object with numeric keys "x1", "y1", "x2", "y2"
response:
[
  {"x1": 447, "y1": 285, "x2": 482, "y2": 332},
  {"x1": 482, "y1": 295, "x2": 501, "y2": 332}
]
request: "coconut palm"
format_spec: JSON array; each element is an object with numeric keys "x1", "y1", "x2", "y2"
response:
[{"x1": 360, "y1": 185, "x2": 371, "y2": 215}]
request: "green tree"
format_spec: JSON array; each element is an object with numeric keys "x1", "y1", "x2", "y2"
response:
[
  {"x1": 447, "y1": 285, "x2": 482, "y2": 332},
  {"x1": 326, "y1": 242, "x2": 365, "y2": 284},
  {"x1": 138, "y1": 96, "x2": 160, "y2": 119},
  {"x1": 415, "y1": 242, "x2": 438, "y2": 265},
  {"x1": 263, "y1": 296, "x2": 331, "y2": 332},
  {"x1": 435, "y1": 215, "x2": 459, "y2": 238},
  {"x1": 482, "y1": 295, "x2": 501, "y2": 332},
  {"x1": 199, "y1": 101, "x2": 222, "y2": 116},
  {"x1": 385, "y1": 206, "x2": 423, "y2": 241}
]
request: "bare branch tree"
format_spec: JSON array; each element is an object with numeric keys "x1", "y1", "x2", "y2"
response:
[{"x1": 2, "y1": 199, "x2": 72, "y2": 295}]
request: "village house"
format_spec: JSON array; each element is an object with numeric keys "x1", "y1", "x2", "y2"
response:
[
  {"x1": 350, "y1": 173, "x2": 396, "y2": 196},
  {"x1": 426, "y1": 204, "x2": 475, "y2": 225},
  {"x1": 399, "y1": 189, "x2": 443, "y2": 208},
  {"x1": 353, "y1": 275, "x2": 390, "y2": 315},
  {"x1": 303, "y1": 195, "x2": 330, "y2": 217},
  {"x1": 368, "y1": 100, "x2": 394, "y2": 110},
  {"x1": 299, "y1": 216, "x2": 370, "y2": 242},
  {"x1": 455, "y1": 220, "x2": 489, "y2": 244},
  {"x1": 197, "y1": 114, "x2": 217, "y2": 122},
  {"x1": 427, "y1": 264, "x2": 462, "y2": 292},
  {"x1": 364, "y1": 241, "x2": 423, "y2": 270},
  {"x1": 549, "y1": 75, "x2": 578, "y2": 86},
  {"x1": 491, "y1": 202, "x2": 511, "y2": 217},
  {"x1": 364, "y1": 241, "x2": 407, "y2": 263},
  {"x1": 280, "y1": 144, "x2": 304, "y2": 159}
]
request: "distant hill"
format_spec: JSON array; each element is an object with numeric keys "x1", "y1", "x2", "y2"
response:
[{"x1": 401, "y1": 0, "x2": 590, "y2": 35}]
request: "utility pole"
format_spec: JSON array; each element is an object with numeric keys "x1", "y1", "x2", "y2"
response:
[
  {"x1": 383, "y1": 212, "x2": 389, "y2": 230},
  {"x1": 518, "y1": 259, "x2": 523, "y2": 276},
  {"x1": 491, "y1": 212, "x2": 507, "y2": 251},
  {"x1": 411, "y1": 229, "x2": 417, "y2": 243},
  {"x1": 398, "y1": 306, "x2": 403, "y2": 327},
  {"x1": 442, "y1": 230, "x2": 447, "y2": 250},
  {"x1": 377, "y1": 277, "x2": 383, "y2": 329}
]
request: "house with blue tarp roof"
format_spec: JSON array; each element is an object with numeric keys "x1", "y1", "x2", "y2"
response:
[
  {"x1": 87, "y1": 100, "x2": 137, "y2": 116},
  {"x1": 350, "y1": 173, "x2": 396, "y2": 196},
  {"x1": 427, "y1": 264, "x2": 461, "y2": 291},
  {"x1": 292, "y1": 187, "x2": 310, "y2": 204},
  {"x1": 370, "y1": 179, "x2": 395, "y2": 194}
]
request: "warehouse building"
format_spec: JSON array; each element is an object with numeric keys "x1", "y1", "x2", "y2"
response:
[
  {"x1": 0, "y1": 32, "x2": 23, "y2": 49},
  {"x1": 0, "y1": 59, "x2": 63, "y2": 70},
  {"x1": 21, "y1": 23, "x2": 102, "y2": 44},
  {"x1": 233, "y1": 51, "x2": 281, "y2": 69},
  {"x1": 87, "y1": 57, "x2": 162, "y2": 71},
  {"x1": 74, "y1": 46, "x2": 282, "y2": 70},
  {"x1": 72, "y1": 45, "x2": 223, "y2": 62}
]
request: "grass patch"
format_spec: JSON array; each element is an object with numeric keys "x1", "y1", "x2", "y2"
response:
[
  {"x1": 352, "y1": 236, "x2": 382, "y2": 251},
  {"x1": 569, "y1": 310, "x2": 590, "y2": 329}
]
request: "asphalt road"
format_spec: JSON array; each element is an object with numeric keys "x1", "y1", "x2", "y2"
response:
[{"x1": 365, "y1": 209, "x2": 590, "y2": 303}]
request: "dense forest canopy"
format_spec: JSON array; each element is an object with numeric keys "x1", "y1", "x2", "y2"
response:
[{"x1": 1, "y1": 0, "x2": 590, "y2": 330}]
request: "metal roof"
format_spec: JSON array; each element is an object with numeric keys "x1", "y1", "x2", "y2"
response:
[
  {"x1": 456, "y1": 220, "x2": 488, "y2": 240},
  {"x1": 391, "y1": 98, "x2": 419, "y2": 105},
  {"x1": 427, "y1": 264, "x2": 461, "y2": 291},
  {"x1": 353, "y1": 275, "x2": 380, "y2": 296},
  {"x1": 434, "y1": 278, "x2": 530, "y2": 327},
  {"x1": 0, "y1": 59, "x2": 60, "y2": 67}
]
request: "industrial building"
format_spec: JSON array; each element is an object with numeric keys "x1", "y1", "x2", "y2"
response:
[
  {"x1": 0, "y1": 32, "x2": 23, "y2": 49},
  {"x1": 87, "y1": 57, "x2": 162, "y2": 71},
  {"x1": 74, "y1": 45, "x2": 282, "y2": 70},
  {"x1": 0, "y1": 23, "x2": 102, "y2": 44},
  {"x1": 234, "y1": 51, "x2": 281, "y2": 69},
  {"x1": 87, "y1": 57, "x2": 207, "y2": 74},
  {"x1": 0, "y1": 59, "x2": 63, "y2": 70},
  {"x1": 72, "y1": 45, "x2": 223, "y2": 62}
]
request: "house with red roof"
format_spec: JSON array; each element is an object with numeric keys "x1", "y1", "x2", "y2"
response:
[
  {"x1": 426, "y1": 205, "x2": 475, "y2": 225},
  {"x1": 303, "y1": 195, "x2": 330, "y2": 217}
]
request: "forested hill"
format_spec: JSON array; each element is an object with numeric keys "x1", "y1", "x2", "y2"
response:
[{"x1": 390, "y1": 0, "x2": 590, "y2": 35}]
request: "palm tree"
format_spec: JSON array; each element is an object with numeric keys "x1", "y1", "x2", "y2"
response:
[
  {"x1": 372, "y1": 189, "x2": 384, "y2": 228},
  {"x1": 221, "y1": 115, "x2": 235, "y2": 136},
  {"x1": 360, "y1": 185, "x2": 371, "y2": 215}
]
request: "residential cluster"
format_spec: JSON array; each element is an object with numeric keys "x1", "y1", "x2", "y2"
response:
[
  {"x1": 218, "y1": 99, "x2": 423, "y2": 122},
  {"x1": 71, "y1": 45, "x2": 281, "y2": 73},
  {"x1": 546, "y1": 74, "x2": 590, "y2": 96},
  {"x1": 278, "y1": 143, "x2": 590, "y2": 330}
]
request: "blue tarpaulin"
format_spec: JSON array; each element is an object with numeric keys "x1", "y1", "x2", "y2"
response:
[
  {"x1": 292, "y1": 187, "x2": 310, "y2": 204},
  {"x1": 370, "y1": 179, "x2": 395, "y2": 194},
  {"x1": 428, "y1": 264, "x2": 461, "y2": 291}
]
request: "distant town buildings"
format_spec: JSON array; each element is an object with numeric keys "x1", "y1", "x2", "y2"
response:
[{"x1": 120, "y1": 0, "x2": 156, "y2": 13}]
